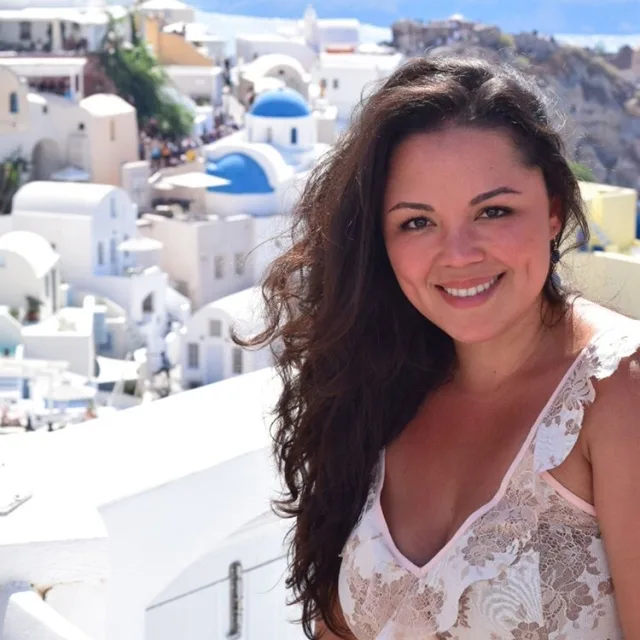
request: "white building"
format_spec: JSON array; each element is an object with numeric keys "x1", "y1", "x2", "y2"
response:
[
  {"x1": 141, "y1": 87, "x2": 328, "y2": 310},
  {"x1": 236, "y1": 33, "x2": 317, "y2": 72},
  {"x1": 138, "y1": 0, "x2": 195, "y2": 27},
  {"x1": 0, "y1": 55, "x2": 87, "y2": 102},
  {"x1": 181, "y1": 286, "x2": 271, "y2": 387},
  {"x1": 164, "y1": 64, "x2": 224, "y2": 107},
  {"x1": 22, "y1": 302, "x2": 95, "y2": 378},
  {"x1": 0, "y1": 86, "x2": 139, "y2": 186},
  {"x1": 0, "y1": 367, "x2": 302, "y2": 640},
  {"x1": 313, "y1": 50, "x2": 405, "y2": 123},
  {"x1": 209, "y1": 87, "x2": 329, "y2": 212},
  {"x1": 0, "y1": 3, "x2": 130, "y2": 54},
  {"x1": 0, "y1": 230, "x2": 61, "y2": 320},
  {"x1": 234, "y1": 54, "x2": 338, "y2": 143},
  {"x1": 235, "y1": 4, "x2": 361, "y2": 70},
  {"x1": 232, "y1": 6, "x2": 403, "y2": 128},
  {"x1": 0, "y1": 346, "x2": 97, "y2": 425},
  {"x1": 0, "y1": 66, "x2": 28, "y2": 134},
  {"x1": 77, "y1": 93, "x2": 139, "y2": 186},
  {"x1": 140, "y1": 209, "x2": 259, "y2": 310},
  {"x1": 11, "y1": 182, "x2": 171, "y2": 370},
  {"x1": 163, "y1": 20, "x2": 227, "y2": 62},
  {"x1": 236, "y1": 52, "x2": 311, "y2": 102},
  {"x1": 0, "y1": 231, "x2": 95, "y2": 379}
]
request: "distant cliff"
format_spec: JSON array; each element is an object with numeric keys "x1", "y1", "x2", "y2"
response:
[{"x1": 392, "y1": 19, "x2": 640, "y2": 189}]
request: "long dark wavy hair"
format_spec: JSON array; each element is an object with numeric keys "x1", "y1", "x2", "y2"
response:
[{"x1": 240, "y1": 55, "x2": 590, "y2": 638}]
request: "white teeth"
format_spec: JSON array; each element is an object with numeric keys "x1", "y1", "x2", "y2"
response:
[{"x1": 443, "y1": 276, "x2": 499, "y2": 298}]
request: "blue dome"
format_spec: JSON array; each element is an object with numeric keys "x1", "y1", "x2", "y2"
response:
[
  {"x1": 249, "y1": 88, "x2": 311, "y2": 118},
  {"x1": 206, "y1": 152, "x2": 274, "y2": 195}
]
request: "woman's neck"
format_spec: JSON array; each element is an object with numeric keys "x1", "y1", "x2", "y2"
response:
[{"x1": 452, "y1": 299, "x2": 569, "y2": 394}]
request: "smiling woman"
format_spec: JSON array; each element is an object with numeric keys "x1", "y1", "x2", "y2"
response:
[
  {"x1": 382, "y1": 127, "x2": 561, "y2": 343},
  {"x1": 237, "y1": 55, "x2": 640, "y2": 640}
]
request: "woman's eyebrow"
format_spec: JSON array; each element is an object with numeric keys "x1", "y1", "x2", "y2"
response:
[
  {"x1": 388, "y1": 186, "x2": 521, "y2": 215},
  {"x1": 469, "y1": 186, "x2": 522, "y2": 205},
  {"x1": 388, "y1": 201, "x2": 434, "y2": 214}
]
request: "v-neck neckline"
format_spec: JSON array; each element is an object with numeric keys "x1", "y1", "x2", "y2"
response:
[{"x1": 373, "y1": 331, "x2": 600, "y2": 578}]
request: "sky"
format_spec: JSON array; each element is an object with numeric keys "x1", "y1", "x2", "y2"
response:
[{"x1": 191, "y1": 0, "x2": 640, "y2": 35}]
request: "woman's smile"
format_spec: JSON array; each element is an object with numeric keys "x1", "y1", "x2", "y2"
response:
[{"x1": 435, "y1": 272, "x2": 506, "y2": 307}]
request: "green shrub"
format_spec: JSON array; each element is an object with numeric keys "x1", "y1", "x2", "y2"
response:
[{"x1": 570, "y1": 161, "x2": 596, "y2": 182}]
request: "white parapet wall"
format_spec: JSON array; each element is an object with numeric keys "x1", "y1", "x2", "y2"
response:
[
  {"x1": 0, "y1": 368, "x2": 301, "y2": 640},
  {"x1": 562, "y1": 249, "x2": 640, "y2": 319}
]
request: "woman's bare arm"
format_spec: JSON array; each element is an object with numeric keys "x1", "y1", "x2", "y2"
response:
[
  {"x1": 315, "y1": 619, "x2": 355, "y2": 640},
  {"x1": 588, "y1": 357, "x2": 640, "y2": 637},
  {"x1": 314, "y1": 599, "x2": 356, "y2": 640}
]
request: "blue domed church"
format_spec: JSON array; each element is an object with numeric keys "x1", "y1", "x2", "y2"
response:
[{"x1": 205, "y1": 87, "x2": 329, "y2": 218}]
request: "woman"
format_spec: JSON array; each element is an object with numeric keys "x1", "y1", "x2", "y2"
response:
[{"x1": 245, "y1": 56, "x2": 640, "y2": 638}]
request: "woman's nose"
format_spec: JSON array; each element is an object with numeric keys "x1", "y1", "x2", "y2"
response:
[{"x1": 439, "y1": 227, "x2": 484, "y2": 268}]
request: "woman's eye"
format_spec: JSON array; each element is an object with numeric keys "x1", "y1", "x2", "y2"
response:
[
  {"x1": 479, "y1": 207, "x2": 512, "y2": 219},
  {"x1": 400, "y1": 217, "x2": 432, "y2": 230}
]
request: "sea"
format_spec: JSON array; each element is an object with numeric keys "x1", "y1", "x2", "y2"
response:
[
  {"x1": 192, "y1": 7, "x2": 640, "y2": 56},
  {"x1": 190, "y1": 0, "x2": 640, "y2": 54}
]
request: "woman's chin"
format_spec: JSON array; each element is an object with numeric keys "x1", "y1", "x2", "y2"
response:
[{"x1": 442, "y1": 324, "x2": 507, "y2": 346}]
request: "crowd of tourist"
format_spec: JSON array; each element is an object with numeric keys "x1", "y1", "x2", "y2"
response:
[{"x1": 139, "y1": 112, "x2": 241, "y2": 171}]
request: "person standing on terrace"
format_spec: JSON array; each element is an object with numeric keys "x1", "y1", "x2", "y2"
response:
[{"x1": 241, "y1": 55, "x2": 640, "y2": 639}]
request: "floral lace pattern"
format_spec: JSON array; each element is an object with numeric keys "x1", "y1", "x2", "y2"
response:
[{"x1": 338, "y1": 321, "x2": 640, "y2": 639}]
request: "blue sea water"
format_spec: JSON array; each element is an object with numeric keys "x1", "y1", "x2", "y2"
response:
[{"x1": 191, "y1": 0, "x2": 640, "y2": 39}]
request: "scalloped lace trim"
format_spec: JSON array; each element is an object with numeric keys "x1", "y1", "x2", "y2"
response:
[{"x1": 534, "y1": 325, "x2": 640, "y2": 473}]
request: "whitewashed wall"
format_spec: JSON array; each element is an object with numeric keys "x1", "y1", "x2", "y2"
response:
[
  {"x1": 236, "y1": 38, "x2": 316, "y2": 71},
  {"x1": 246, "y1": 113, "x2": 316, "y2": 150},
  {"x1": 0, "y1": 67, "x2": 28, "y2": 135},
  {"x1": 22, "y1": 329, "x2": 94, "y2": 377},
  {"x1": 85, "y1": 110, "x2": 139, "y2": 188},
  {"x1": 0, "y1": 248, "x2": 49, "y2": 313},
  {"x1": 250, "y1": 213, "x2": 289, "y2": 283},
  {"x1": 146, "y1": 516, "x2": 303, "y2": 640},
  {"x1": 12, "y1": 210, "x2": 93, "y2": 280},
  {"x1": 141, "y1": 214, "x2": 256, "y2": 310},
  {"x1": 91, "y1": 190, "x2": 138, "y2": 278},
  {"x1": 0, "y1": 94, "x2": 81, "y2": 175},
  {"x1": 206, "y1": 191, "x2": 279, "y2": 217},
  {"x1": 181, "y1": 304, "x2": 272, "y2": 387}
]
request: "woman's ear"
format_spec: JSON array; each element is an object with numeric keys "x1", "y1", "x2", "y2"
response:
[{"x1": 548, "y1": 196, "x2": 563, "y2": 239}]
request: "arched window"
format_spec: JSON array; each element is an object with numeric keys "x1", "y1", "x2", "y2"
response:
[
  {"x1": 9, "y1": 92, "x2": 18, "y2": 114},
  {"x1": 266, "y1": 127, "x2": 273, "y2": 143},
  {"x1": 290, "y1": 127, "x2": 298, "y2": 145},
  {"x1": 142, "y1": 293, "x2": 154, "y2": 313}
]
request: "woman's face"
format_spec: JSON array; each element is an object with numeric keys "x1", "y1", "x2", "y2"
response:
[{"x1": 382, "y1": 126, "x2": 561, "y2": 344}]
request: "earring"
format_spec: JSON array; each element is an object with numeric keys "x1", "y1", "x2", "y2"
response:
[{"x1": 550, "y1": 238, "x2": 560, "y2": 265}]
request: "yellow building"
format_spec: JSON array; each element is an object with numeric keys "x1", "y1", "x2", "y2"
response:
[
  {"x1": 578, "y1": 181, "x2": 638, "y2": 252},
  {"x1": 143, "y1": 18, "x2": 223, "y2": 105},
  {"x1": 562, "y1": 181, "x2": 640, "y2": 319},
  {"x1": 144, "y1": 17, "x2": 213, "y2": 67}
]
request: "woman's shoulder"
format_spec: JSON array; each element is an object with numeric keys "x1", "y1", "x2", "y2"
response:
[
  {"x1": 573, "y1": 297, "x2": 640, "y2": 338},
  {"x1": 574, "y1": 299, "x2": 640, "y2": 453}
]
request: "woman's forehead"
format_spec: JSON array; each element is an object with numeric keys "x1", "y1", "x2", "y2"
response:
[{"x1": 384, "y1": 128, "x2": 542, "y2": 202}]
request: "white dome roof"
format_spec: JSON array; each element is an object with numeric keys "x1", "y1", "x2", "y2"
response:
[
  {"x1": 0, "y1": 230, "x2": 58, "y2": 277},
  {"x1": 13, "y1": 181, "x2": 121, "y2": 216}
]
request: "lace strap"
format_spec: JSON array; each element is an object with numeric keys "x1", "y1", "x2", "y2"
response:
[{"x1": 534, "y1": 322, "x2": 640, "y2": 473}]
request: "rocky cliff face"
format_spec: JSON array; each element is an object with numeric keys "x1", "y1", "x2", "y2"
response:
[{"x1": 392, "y1": 20, "x2": 640, "y2": 189}]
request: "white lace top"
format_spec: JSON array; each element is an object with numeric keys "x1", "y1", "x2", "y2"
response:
[{"x1": 338, "y1": 316, "x2": 640, "y2": 639}]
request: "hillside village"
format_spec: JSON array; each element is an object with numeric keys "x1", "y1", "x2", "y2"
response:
[
  {"x1": 392, "y1": 16, "x2": 640, "y2": 188},
  {"x1": 2, "y1": 1, "x2": 640, "y2": 639}
]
